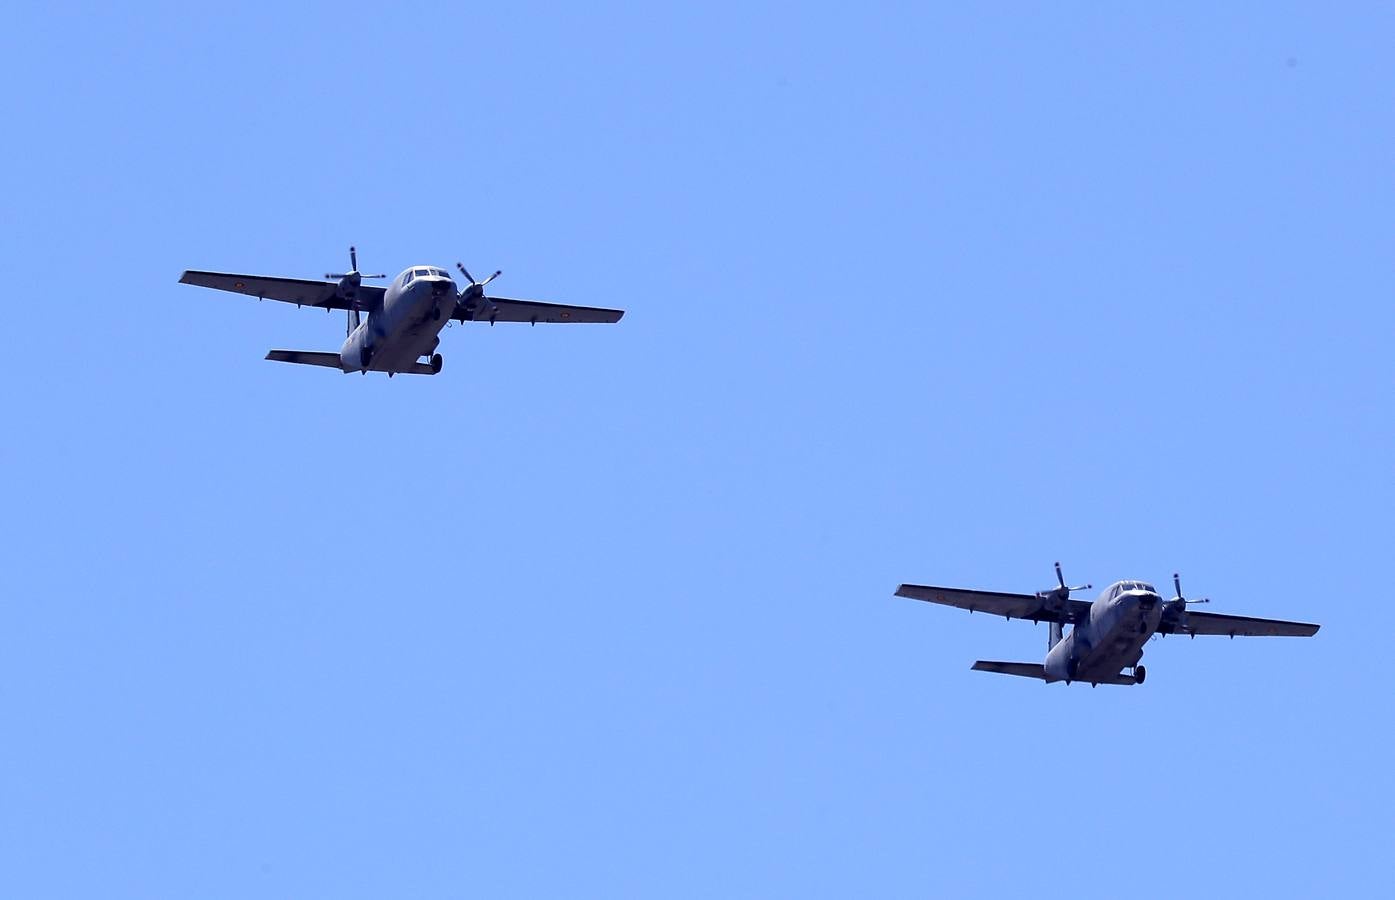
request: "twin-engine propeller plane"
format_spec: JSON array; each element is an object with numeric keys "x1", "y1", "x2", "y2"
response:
[
  {"x1": 179, "y1": 247, "x2": 623, "y2": 376},
  {"x1": 896, "y1": 563, "x2": 1319, "y2": 686}
]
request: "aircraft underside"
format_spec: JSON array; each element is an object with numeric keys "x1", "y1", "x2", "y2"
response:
[{"x1": 1069, "y1": 627, "x2": 1149, "y2": 685}]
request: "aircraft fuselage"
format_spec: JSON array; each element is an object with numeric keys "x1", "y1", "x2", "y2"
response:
[
  {"x1": 1043, "y1": 585, "x2": 1162, "y2": 683},
  {"x1": 340, "y1": 267, "x2": 458, "y2": 373}
]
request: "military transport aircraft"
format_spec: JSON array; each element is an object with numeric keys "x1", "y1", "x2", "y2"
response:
[
  {"x1": 896, "y1": 563, "x2": 1319, "y2": 686},
  {"x1": 179, "y1": 247, "x2": 623, "y2": 376}
]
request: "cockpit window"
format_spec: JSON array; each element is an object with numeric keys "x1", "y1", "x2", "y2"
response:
[
  {"x1": 402, "y1": 271, "x2": 412, "y2": 286},
  {"x1": 413, "y1": 268, "x2": 430, "y2": 277}
]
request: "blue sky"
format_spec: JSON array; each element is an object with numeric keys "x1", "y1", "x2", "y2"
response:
[{"x1": 2, "y1": 3, "x2": 1391, "y2": 896}]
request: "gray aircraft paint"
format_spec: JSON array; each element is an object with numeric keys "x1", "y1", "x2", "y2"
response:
[
  {"x1": 896, "y1": 567, "x2": 1319, "y2": 687},
  {"x1": 179, "y1": 250, "x2": 623, "y2": 376},
  {"x1": 340, "y1": 267, "x2": 459, "y2": 374},
  {"x1": 1042, "y1": 582, "x2": 1161, "y2": 684}
]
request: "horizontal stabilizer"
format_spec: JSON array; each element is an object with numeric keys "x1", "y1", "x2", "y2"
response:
[
  {"x1": 971, "y1": 660, "x2": 1048, "y2": 680},
  {"x1": 266, "y1": 350, "x2": 342, "y2": 369},
  {"x1": 972, "y1": 661, "x2": 1140, "y2": 685}
]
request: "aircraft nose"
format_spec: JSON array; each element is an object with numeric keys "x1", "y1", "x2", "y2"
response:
[{"x1": 1138, "y1": 593, "x2": 1157, "y2": 612}]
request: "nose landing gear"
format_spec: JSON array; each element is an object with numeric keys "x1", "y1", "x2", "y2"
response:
[
  {"x1": 1133, "y1": 665, "x2": 1147, "y2": 684},
  {"x1": 431, "y1": 353, "x2": 443, "y2": 374}
]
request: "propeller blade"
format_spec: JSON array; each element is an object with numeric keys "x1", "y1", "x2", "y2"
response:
[
  {"x1": 361, "y1": 273, "x2": 386, "y2": 279},
  {"x1": 456, "y1": 263, "x2": 475, "y2": 284},
  {"x1": 1055, "y1": 562, "x2": 1066, "y2": 590},
  {"x1": 1173, "y1": 573, "x2": 1183, "y2": 601},
  {"x1": 480, "y1": 269, "x2": 502, "y2": 287},
  {"x1": 350, "y1": 246, "x2": 358, "y2": 272}
]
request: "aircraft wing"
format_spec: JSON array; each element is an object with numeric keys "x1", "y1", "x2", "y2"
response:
[
  {"x1": 1158, "y1": 610, "x2": 1319, "y2": 637},
  {"x1": 895, "y1": 584, "x2": 1091, "y2": 624},
  {"x1": 179, "y1": 270, "x2": 384, "y2": 312},
  {"x1": 454, "y1": 297, "x2": 624, "y2": 324}
]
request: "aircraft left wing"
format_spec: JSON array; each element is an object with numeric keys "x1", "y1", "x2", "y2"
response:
[
  {"x1": 1158, "y1": 610, "x2": 1319, "y2": 637},
  {"x1": 896, "y1": 584, "x2": 1091, "y2": 624},
  {"x1": 454, "y1": 297, "x2": 624, "y2": 324},
  {"x1": 179, "y1": 271, "x2": 384, "y2": 312}
]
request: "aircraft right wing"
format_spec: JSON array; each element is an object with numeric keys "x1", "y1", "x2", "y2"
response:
[
  {"x1": 454, "y1": 297, "x2": 624, "y2": 324},
  {"x1": 179, "y1": 271, "x2": 384, "y2": 312},
  {"x1": 1158, "y1": 610, "x2": 1319, "y2": 637},
  {"x1": 896, "y1": 584, "x2": 1091, "y2": 624}
]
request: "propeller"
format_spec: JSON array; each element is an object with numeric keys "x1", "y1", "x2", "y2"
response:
[
  {"x1": 326, "y1": 245, "x2": 386, "y2": 281},
  {"x1": 1034, "y1": 561, "x2": 1090, "y2": 617},
  {"x1": 1040, "y1": 561, "x2": 1091, "y2": 599},
  {"x1": 326, "y1": 246, "x2": 383, "y2": 334},
  {"x1": 1161, "y1": 572, "x2": 1209, "y2": 636},
  {"x1": 455, "y1": 263, "x2": 503, "y2": 322},
  {"x1": 1034, "y1": 561, "x2": 1089, "y2": 644},
  {"x1": 456, "y1": 263, "x2": 501, "y2": 292},
  {"x1": 1169, "y1": 572, "x2": 1210, "y2": 606}
]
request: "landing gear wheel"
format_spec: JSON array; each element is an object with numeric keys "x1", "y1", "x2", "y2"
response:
[
  {"x1": 1133, "y1": 665, "x2": 1146, "y2": 685},
  {"x1": 431, "y1": 353, "x2": 443, "y2": 374}
]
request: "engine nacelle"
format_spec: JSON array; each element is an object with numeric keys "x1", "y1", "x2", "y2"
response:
[{"x1": 1160, "y1": 599, "x2": 1188, "y2": 634}]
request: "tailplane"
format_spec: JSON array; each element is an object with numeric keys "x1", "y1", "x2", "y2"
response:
[
  {"x1": 266, "y1": 350, "x2": 343, "y2": 369},
  {"x1": 971, "y1": 661, "x2": 1048, "y2": 680},
  {"x1": 972, "y1": 660, "x2": 1140, "y2": 685}
]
